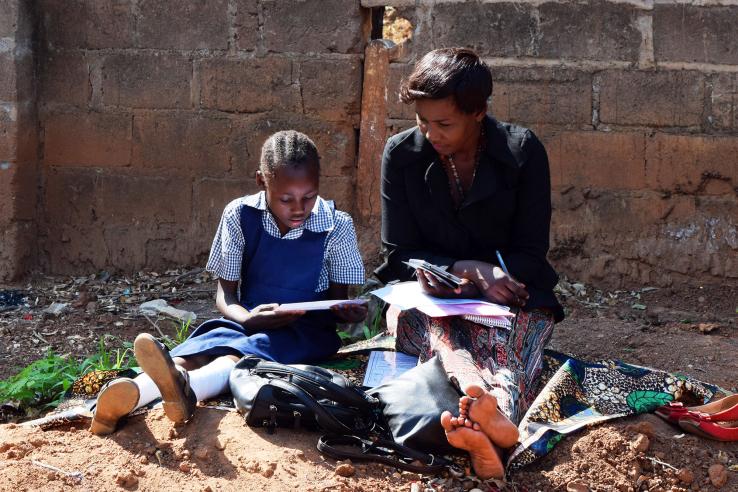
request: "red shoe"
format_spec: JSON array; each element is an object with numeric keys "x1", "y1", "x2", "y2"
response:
[
  {"x1": 655, "y1": 394, "x2": 738, "y2": 423},
  {"x1": 678, "y1": 418, "x2": 738, "y2": 442}
]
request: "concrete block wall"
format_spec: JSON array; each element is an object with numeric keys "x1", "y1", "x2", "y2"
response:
[
  {"x1": 0, "y1": 0, "x2": 38, "y2": 282},
  {"x1": 373, "y1": 0, "x2": 738, "y2": 286},
  {"x1": 32, "y1": 0, "x2": 368, "y2": 275}
]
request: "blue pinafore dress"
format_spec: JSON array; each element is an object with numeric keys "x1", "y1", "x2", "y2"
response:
[{"x1": 169, "y1": 206, "x2": 340, "y2": 364}]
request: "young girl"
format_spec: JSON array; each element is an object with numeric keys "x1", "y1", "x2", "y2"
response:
[{"x1": 91, "y1": 130, "x2": 368, "y2": 434}]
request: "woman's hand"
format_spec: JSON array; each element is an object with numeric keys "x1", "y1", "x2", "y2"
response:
[
  {"x1": 452, "y1": 261, "x2": 529, "y2": 307},
  {"x1": 241, "y1": 303, "x2": 305, "y2": 330},
  {"x1": 330, "y1": 300, "x2": 369, "y2": 323},
  {"x1": 416, "y1": 269, "x2": 480, "y2": 298}
]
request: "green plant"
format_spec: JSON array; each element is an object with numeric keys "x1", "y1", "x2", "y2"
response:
[
  {"x1": 0, "y1": 335, "x2": 138, "y2": 412},
  {"x1": 80, "y1": 335, "x2": 136, "y2": 373},
  {"x1": 361, "y1": 300, "x2": 385, "y2": 340},
  {"x1": 163, "y1": 319, "x2": 192, "y2": 350},
  {"x1": 0, "y1": 350, "x2": 81, "y2": 409}
]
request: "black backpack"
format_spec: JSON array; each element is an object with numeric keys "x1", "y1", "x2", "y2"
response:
[{"x1": 229, "y1": 356, "x2": 381, "y2": 435}]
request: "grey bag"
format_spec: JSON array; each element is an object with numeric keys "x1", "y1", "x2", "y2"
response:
[{"x1": 367, "y1": 355, "x2": 463, "y2": 455}]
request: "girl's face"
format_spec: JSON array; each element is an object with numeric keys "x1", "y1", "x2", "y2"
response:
[
  {"x1": 257, "y1": 165, "x2": 320, "y2": 236},
  {"x1": 415, "y1": 96, "x2": 485, "y2": 157}
]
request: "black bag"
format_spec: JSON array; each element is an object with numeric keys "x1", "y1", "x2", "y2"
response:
[
  {"x1": 368, "y1": 355, "x2": 463, "y2": 455},
  {"x1": 229, "y1": 356, "x2": 380, "y2": 434}
]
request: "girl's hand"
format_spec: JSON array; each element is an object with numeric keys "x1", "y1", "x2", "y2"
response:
[
  {"x1": 330, "y1": 300, "x2": 369, "y2": 323},
  {"x1": 416, "y1": 269, "x2": 480, "y2": 298},
  {"x1": 453, "y1": 261, "x2": 529, "y2": 307},
  {"x1": 242, "y1": 303, "x2": 305, "y2": 330}
]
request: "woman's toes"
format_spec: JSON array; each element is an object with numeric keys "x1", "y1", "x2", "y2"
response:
[{"x1": 464, "y1": 384, "x2": 485, "y2": 399}]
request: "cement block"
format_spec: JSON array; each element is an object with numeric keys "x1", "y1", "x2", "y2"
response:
[
  {"x1": 137, "y1": 0, "x2": 229, "y2": 50},
  {"x1": 234, "y1": 0, "x2": 261, "y2": 51},
  {"x1": 431, "y1": 2, "x2": 537, "y2": 58},
  {"x1": 710, "y1": 73, "x2": 737, "y2": 131},
  {"x1": 262, "y1": 0, "x2": 367, "y2": 54},
  {"x1": 0, "y1": 118, "x2": 14, "y2": 161},
  {"x1": 40, "y1": 50, "x2": 91, "y2": 106},
  {"x1": 102, "y1": 53, "x2": 192, "y2": 109},
  {"x1": 0, "y1": 1, "x2": 17, "y2": 37},
  {"x1": 199, "y1": 57, "x2": 301, "y2": 113},
  {"x1": 0, "y1": 52, "x2": 14, "y2": 101},
  {"x1": 548, "y1": 131, "x2": 647, "y2": 190},
  {"x1": 132, "y1": 113, "x2": 231, "y2": 174},
  {"x1": 98, "y1": 173, "x2": 192, "y2": 224},
  {"x1": 299, "y1": 57, "x2": 363, "y2": 121},
  {"x1": 237, "y1": 114, "x2": 357, "y2": 178},
  {"x1": 537, "y1": 1, "x2": 642, "y2": 62},
  {"x1": 599, "y1": 70, "x2": 705, "y2": 127},
  {"x1": 43, "y1": 112, "x2": 132, "y2": 167},
  {"x1": 645, "y1": 133, "x2": 738, "y2": 193},
  {"x1": 192, "y1": 177, "x2": 257, "y2": 252},
  {"x1": 39, "y1": 0, "x2": 134, "y2": 49},
  {"x1": 654, "y1": 5, "x2": 738, "y2": 65},
  {"x1": 320, "y1": 175, "x2": 354, "y2": 215},
  {"x1": 43, "y1": 167, "x2": 98, "y2": 224},
  {"x1": 492, "y1": 67, "x2": 592, "y2": 126}
]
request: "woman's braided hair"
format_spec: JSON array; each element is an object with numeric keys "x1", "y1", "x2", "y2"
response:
[{"x1": 259, "y1": 130, "x2": 320, "y2": 178}]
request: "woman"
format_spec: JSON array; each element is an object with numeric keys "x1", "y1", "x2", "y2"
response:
[{"x1": 374, "y1": 47, "x2": 564, "y2": 478}]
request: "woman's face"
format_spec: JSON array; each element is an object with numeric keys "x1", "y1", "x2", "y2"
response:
[{"x1": 415, "y1": 96, "x2": 485, "y2": 157}]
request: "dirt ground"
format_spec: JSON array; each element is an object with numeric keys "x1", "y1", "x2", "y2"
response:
[{"x1": 0, "y1": 270, "x2": 736, "y2": 491}]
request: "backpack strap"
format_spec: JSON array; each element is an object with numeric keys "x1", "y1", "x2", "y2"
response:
[
  {"x1": 267, "y1": 378, "x2": 358, "y2": 435},
  {"x1": 253, "y1": 361, "x2": 378, "y2": 412},
  {"x1": 317, "y1": 434, "x2": 455, "y2": 475}
]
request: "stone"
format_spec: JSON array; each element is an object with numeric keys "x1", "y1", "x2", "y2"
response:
[
  {"x1": 43, "y1": 302, "x2": 68, "y2": 317},
  {"x1": 631, "y1": 434, "x2": 650, "y2": 453},
  {"x1": 677, "y1": 468, "x2": 694, "y2": 485},
  {"x1": 335, "y1": 462, "x2": 356, "y2": 477},
  {"x1": 707, "y1": 464, "x2": 727, "y2": 488},
  {"x1": 566, "y1": 480, "x2": 589, "y2": 492},
  {"x1": 140, "y1": 299, "x2": 196, "y2": 324}
]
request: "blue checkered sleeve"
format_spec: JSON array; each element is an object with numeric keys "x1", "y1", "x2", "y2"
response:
[
  {"x1": 205, "y1": 199, "x2": 244, "y2": 281},
  {"x1": 322, "y1": 211, "x2": 365, "y2": 287}
]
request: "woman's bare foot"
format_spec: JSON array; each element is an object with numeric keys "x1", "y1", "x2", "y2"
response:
[
  {"x1": 440, "y1": 410, "x2": 504, "y2": 480},
  {"x1": 459, "y1": 384, "x2": 519, "y2": 449}
]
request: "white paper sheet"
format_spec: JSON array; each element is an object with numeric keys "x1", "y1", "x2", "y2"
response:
[
  {"x1": 275, "y1": 299, "x2": 366, "y2": 312},
  {"x1": 370, "y1": 281, "x2": 512, "y2": 317},
  {"x1": 362, "y1": 350, "x2": 419, "y2": 387}
]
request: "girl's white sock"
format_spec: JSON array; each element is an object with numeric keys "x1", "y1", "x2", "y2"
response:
[
  {"x1": 133, "y1": 373, "x2": 161, "y2": 410},
  {"x1": 131, "y1": 357, "x2": 236, "y2": 409},
  {"x1": 188, "y1": 356, "x2": 237, "y2": 402}
]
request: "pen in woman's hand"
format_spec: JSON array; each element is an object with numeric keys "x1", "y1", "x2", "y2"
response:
[{"x1": 495, "y1": 250, "x2": 510, "y2": 276}]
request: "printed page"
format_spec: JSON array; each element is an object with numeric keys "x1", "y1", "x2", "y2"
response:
[{"x1": 362, "y1": 350, "x2": 419, "y2": 387}]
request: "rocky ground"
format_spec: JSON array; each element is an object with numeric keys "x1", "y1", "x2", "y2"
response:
[{"x1": 0, "y1": 270, "x2": 736, "y2": 491}]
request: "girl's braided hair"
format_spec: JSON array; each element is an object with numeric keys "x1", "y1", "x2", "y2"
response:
[{"x1": 259, "y1": 130, "x2": 320, "y2": 177}]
